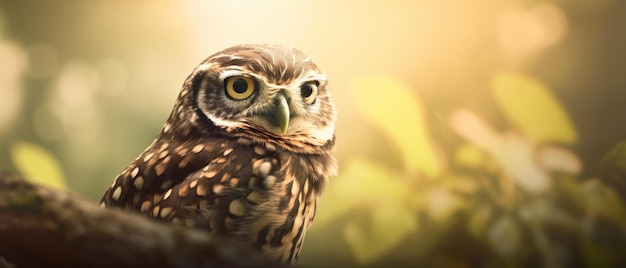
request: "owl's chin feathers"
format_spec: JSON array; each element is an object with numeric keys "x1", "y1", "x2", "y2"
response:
[{"x1": 200, "y1": 117, "x2": 333, "y2": 155}]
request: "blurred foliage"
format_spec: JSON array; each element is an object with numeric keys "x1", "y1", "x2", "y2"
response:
[
  {"x1": 307, "y1": 74, "x2": 626, "y2": 267},
  {"x1": 0, "y1": 1, "x2": 625, "y2": 267}
]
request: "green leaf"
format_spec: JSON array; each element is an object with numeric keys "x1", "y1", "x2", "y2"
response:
[
  {"x1": 580, "y1": 179, "x2": 626, "y2": 225},
  {"x1": 488, "y1": 214, "x2": 521, "y2": 258},
  {"x1": 344, "y1": 203, "x2": 417, "y2": 265},
  {"x1": 468, "y1": 216, "x2": 484, "y2": 238},
  {"x1": 314, "y1": 158, "x2": 417, "y2": 264},
  {"x1": 10, "y1": 141, "x2": 67, "y2": 190},
  {"x1": 315, "y1": 158, "x2": 410, "y2": 227},
  {"x1": 351, "y1": 76, "x2": 443, "y2": 177},
  {"x1": 491, "y1": 72, "x2": 577, "y2": 144},
  {"x1": 598, "y1": 141, "x2": 626, "y2": 199}
]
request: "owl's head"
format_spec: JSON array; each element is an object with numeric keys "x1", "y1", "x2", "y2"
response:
[{"x1": 164, "y1": 44, "x2": 336, "y2": 153}]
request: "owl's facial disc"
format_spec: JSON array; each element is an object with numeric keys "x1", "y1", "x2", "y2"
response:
[{"x1": 190, "y1": 44, "x2": 335, "y2": 147}]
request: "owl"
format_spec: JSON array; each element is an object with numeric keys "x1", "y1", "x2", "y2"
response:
[{"x1": 100, "y1": 44, "x2": 337, "y2": 265}]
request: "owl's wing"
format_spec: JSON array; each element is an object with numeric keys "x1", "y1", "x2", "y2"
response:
[
  {"x1": 156, "y1": 140, "x2": 288, "y2": 233},
  {"x1": 101, "y1": 137, "x2": 320, "y2": 263},
  {"x1": 102, "y1": 137, "x2": 283, "y2": 234},
  {"x1": 100, "y1": 138, "x2": 226, "y2": 212}
]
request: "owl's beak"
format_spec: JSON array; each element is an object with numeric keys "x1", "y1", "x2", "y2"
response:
[{"x1": 270, "y1": 95, "x2": 290, "y2": 135}]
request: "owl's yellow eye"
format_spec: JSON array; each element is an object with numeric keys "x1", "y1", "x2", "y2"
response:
[
  {"x1": 300, "y1": 81, "x2": 318, "y2": 104},
  {"x1": 225, "y1": 76, "x2": 255, "y2": 100}
]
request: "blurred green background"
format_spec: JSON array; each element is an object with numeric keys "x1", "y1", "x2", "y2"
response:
[{"x1": 1, "y1": 1, "x2": 625, "y2": 267}]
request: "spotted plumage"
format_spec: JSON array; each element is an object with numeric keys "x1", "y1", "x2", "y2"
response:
[{"x1": 101, "y1": 44, "x2": 337, "y2": 264}]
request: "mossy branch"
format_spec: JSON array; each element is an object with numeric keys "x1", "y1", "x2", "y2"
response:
[{"x1": 0, "y1": 173, "x2": 281, "y2": 268}]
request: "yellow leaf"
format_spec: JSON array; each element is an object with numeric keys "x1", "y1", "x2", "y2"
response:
[
  {"x1": 10, "y1": 141, "x2": 67, "y2": 189},
  {"x1": 492, "y1": 72, "x2": 577, "y2": 144},
  {"x1": 454, "y1": 143, "x2": 485, "y2": 168},
  {"x1": 351, "y1": 76, "x2": 442, "y2": 177}
]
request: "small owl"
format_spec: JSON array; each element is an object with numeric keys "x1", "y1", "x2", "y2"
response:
[{"x1": 101, "y1": 44, "x2": 337, "y2": 264}]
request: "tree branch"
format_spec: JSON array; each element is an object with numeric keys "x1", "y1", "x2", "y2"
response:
[{"x1": 0, "y1": 172, "x2": 281, "y2": 268}]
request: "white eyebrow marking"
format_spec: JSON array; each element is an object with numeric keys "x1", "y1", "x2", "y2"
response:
[
  {"x1": 218, "y1": 68, "x2": 247, "y2": 80},
  {"x1": 212, "y1": 54, "x2": 243, "y2": 61}
]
